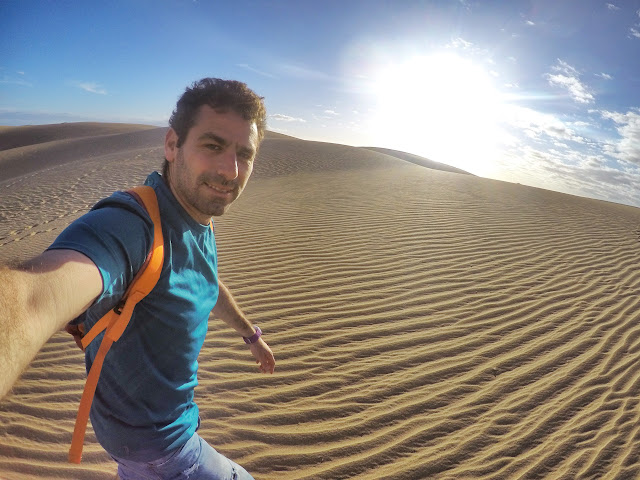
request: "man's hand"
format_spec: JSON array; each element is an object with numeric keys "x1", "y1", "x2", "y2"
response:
[{"x1": 249, "y1": 338, "x2": 275, "y2": 374}]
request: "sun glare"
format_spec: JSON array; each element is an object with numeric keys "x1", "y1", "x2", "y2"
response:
[{"x1": 369, "y1": 53, "x2": 508, "y2": 176}]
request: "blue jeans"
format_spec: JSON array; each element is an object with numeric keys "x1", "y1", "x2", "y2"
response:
[{"x1": 112, "y1": 433, "x2": 255, "y2": 480}]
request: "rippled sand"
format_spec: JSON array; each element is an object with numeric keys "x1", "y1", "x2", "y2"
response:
[{"x1": 2, "y1": 124, "x2": 640, "y2": 479}]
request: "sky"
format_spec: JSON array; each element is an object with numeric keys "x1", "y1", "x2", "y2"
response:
[{"x1": 2, "y1": 0, "x2": 640, "y2": 207}]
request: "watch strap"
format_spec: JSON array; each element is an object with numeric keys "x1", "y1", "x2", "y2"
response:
[{"x1": 243, "y1": 326, "x2": 262, "y2": 344}]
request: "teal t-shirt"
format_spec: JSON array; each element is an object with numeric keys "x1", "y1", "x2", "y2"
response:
[{"x1": 49, "y1": 171, "x2": 218, "y2": 461}]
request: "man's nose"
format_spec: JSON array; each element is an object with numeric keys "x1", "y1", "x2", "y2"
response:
[{"x1": 216, "y1": 150, "x2": 238, "y2": 180}]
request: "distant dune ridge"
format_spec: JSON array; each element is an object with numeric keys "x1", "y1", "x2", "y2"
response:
[
  {"x1": 361, "y1": 146, "x2": 473, "y2": 175},
  {"x1": 0, "y1": 123, "x2": 166, "y2": 182},
  {"x1": 2, "y1": 123, "x2": 640, "y2": 479}
]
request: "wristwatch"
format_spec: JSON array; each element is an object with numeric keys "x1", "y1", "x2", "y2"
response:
[{"x1": 243, "y1": 326, "x2": 262, "y2": 344}]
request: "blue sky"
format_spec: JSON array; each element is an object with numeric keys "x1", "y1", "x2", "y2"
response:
[{"x1": 2, "y1": 0, "x2": 640, "y2": 207}]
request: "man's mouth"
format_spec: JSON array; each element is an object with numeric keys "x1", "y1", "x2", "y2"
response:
[{"x1": 204, "y1": 182, "x2": 234, "y2": 194}]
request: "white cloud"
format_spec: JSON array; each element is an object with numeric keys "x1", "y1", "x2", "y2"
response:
[
  {"x1": 312, "y1": 109, "x2": 342, "y2": 121},
  {"x1": 545, "y1": 60, "x2": 594, "y2": 104},
  {"x1": 449, "y1": 37, "x2": 473, "y2": 49},
  {"x1": 503, "y1": 106, "x2": 587, "y2": 144},
  {"x1": 546, "y1": 74, "x2": 594, "y2": 103},
  {"x1": 600, "y1": 109, "x2": 640, "y2": 165},
  {"x1": 236, "y1": 63, "x2": 276, "y2": 78},
  {"x1": 554, "y1": 59, "x2": 579, "y2": 75},
  {"x1": 596, "y1": 72, "x2": 613, "y2": 80},
  {"x1": 606, "y1": 3, "x2": 620, "y2": 11},
  {"x1": 280, "y1": 64, "x2": 334, "y2": 81},
  {"x1": 526, "y1": 20, "x2": 535, "y2": 26},
  {"x1": 0, "y1": 75, "x2": 32, "y2": 87},
  {"x1": 570, "y1": 120, "x2": 591, "y2": 128},
  {"x1": 270, "y1": 114, "x2": 306, "y2": 123},
  {"x1": 630, "y1": 27, "x2": 640, "y2": 39},
  {"x1": 446, "y1": 37, "x2": 492, "y2": 58},
  {"x1": 504, "y1": 143, "x2": 640, "y2": 206},
  {"x1": 75, "y1": 82, "x2": 107, "y2": 95}
]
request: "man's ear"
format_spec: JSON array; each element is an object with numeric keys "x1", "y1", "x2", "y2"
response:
[{"x1": 164, "y1": 128, "x2": 179, "y2": 163}]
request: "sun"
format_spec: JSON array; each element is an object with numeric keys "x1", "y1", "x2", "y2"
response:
[{"x1": 368, "y1": 52, "x2": 508, "y2": 176}]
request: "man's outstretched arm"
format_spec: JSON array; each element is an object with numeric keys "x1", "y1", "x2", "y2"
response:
[
  {"x1": 213, "y1": 279, "x2": 275, "y2": 374},
  {"x1": 0, "y1": 249, "x2": 102, "y2": 399}
]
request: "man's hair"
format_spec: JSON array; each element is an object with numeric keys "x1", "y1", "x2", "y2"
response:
[
  {"x1": 163, "y1": 78, "x2": 267, "y2": 181},
  {"x1": 170, "y1": 78, "x2": 267, "y2": 147}
]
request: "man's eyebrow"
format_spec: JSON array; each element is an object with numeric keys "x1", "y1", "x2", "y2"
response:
[
  {"x1": 198, "y1": 132, "x2": 254, "y2": 156},
  {"x1": 238, "y1": 145, "x2": 256, "y2": 158},
  {"x1": 198, "y1": 132, "x2": 228, "y2": 145}
]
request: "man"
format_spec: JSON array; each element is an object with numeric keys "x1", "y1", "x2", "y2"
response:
[{"x1": 0, "y1": 78, "x2": 275, "y2": 479}]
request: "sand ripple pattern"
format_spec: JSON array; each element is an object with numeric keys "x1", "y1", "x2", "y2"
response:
[
  {"x1": 2, "y1": 136, "x2": 640, "y2": 479},
  {"x1": 206, "y1": 169, "x2": 640, "y2": 480},
  {"x1": 0, "y1": 147, "x2": 164, "y2": 263}
]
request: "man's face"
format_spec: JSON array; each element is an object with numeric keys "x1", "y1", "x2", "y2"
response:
[{"x1": 164, "y1": 105, "x2": 259, "y2": 223}]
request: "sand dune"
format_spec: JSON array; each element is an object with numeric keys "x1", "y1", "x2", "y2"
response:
[
  {"x1": 360, "y1": 147, "x2": 472, "y2": 175},
  {"x1": 2, "y1": 124, "x2": 640, "y2": 479},
  {"x1": 0, "y1": 123, "x2": 159, "y2": 151},
  {"x1": 0, "y1": 124, "x2": 166, "y2": 182}
]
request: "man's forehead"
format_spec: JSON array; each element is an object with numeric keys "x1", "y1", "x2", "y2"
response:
[{"x1": 193, "y1": 106, "x2": 258, "y2": 146}]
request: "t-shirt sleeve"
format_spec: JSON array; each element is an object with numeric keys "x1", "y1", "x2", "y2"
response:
[{"x1": 47, "y1": 192, "x2": 154, "y2": 309}]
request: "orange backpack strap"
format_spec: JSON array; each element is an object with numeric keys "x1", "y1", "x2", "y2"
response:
[{"x1": 69, "y1": 186, "x2": 164, "y2": 464}]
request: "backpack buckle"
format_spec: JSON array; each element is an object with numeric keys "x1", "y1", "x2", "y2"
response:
[{"x1": 113, "y1": 298, "x2": 126, "y2": 315}]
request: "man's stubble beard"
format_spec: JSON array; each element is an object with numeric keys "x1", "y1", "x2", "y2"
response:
[{"x1": 173, "y1": 148, "x2": 241, "y2": 218}]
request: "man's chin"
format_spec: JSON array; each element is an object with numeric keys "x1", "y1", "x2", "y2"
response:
[
  {"x1": 206, "y1": 200, "x2": 232, "y2": 217},
  {"x1": 208, "y1": 208, "x2": 228, "y2": 217},
  {"x1": 201, "y1": 190, "x2": 241, "y2": 217}
]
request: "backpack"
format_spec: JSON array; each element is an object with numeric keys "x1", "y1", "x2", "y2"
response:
[{"x1": 68, "y1": 186, "x2": 165, "y2": 464}]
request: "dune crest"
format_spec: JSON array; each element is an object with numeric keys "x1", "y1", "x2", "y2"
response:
[
  {"x1": 2, "y1": 124, "x2": 640, "y2": 479},
  {"x1": 360, "y1": 146, "x2": 473, "y2": 175}
]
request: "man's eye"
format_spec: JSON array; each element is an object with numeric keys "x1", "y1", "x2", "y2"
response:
[{"x1": 206, "y1": 144, "x2": 221, "y2": 150}]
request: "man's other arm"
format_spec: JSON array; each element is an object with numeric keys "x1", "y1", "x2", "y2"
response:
[
  {"x1": 0, "y1": 249, "x2": 102, "y2": 399},
  {"x1": 213, "y1": 279, "x2": 275, "y2": 374}
]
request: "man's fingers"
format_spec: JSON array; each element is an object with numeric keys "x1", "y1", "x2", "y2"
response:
[
  {"x1": 257, "y1": 358, "x2": 273, "y2": 373},
  {"x1": 248, "y1": 340, "x2": 275, "y2": 373}
]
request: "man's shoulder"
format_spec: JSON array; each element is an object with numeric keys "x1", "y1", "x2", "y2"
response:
[
  {"x1": 91, "y1": 190, "x2": 155, "y2": 227},
  {"x1": 50, "y1": 189, "x2": 156, "y2": 256}
]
